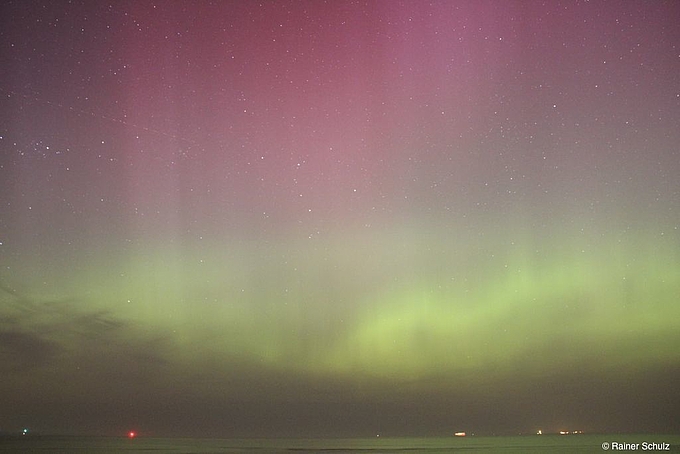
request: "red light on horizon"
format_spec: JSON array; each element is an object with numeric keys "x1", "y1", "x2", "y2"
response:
[{"x1": 128, "y1": 431, "x2": 137, "y2": 439}]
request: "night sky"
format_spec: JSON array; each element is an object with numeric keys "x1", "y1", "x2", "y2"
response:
[{"x1": 1, "y1": 0, "x2": 679, "y2": 438}]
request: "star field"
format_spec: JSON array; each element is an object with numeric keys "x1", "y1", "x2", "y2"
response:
[{"x1": 1, "y1": 0, "x2": 679, "y2": 438}]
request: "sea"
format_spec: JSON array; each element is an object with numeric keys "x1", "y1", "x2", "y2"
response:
[{"x1": 1, "y1": 434, "x2": 679, "y2": 453}]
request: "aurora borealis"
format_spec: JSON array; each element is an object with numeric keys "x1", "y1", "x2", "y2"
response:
[{"x1": 1, "y1": 0, "x2": 679, "y2": 438}]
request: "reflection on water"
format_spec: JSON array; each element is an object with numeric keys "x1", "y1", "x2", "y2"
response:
[{"x1": 1, "y1": 435, "x2": 679, "y2": 453}]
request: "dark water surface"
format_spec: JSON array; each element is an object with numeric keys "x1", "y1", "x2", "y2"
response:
[{"x1": 1, "y1": 434, "x2": 679, "y2": 453}]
